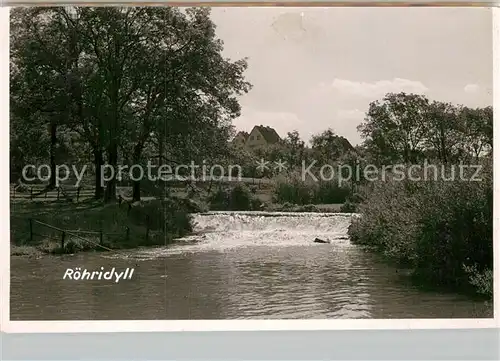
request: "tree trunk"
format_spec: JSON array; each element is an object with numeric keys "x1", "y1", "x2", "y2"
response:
[
  {"x1": 158, "y1": 131, "x2": 166, "y2": 200},
  {"x1": 104, "y1": 83, "x2": 119, "y2": 203},
  {"x1": 104, "y1": 143, "x2": 118, "y2": 203},
  {"x1": 94, "y1": 148, "x2": 104, "y2": 199},
  {"x1": 132, "y1": 181, "x2": 141, "y2": 202},
  {"x1": 49, "y1": 121, "x2": 57, "y2": 188},
  {"x1": 131, "y1": 142, "x2": 143, "y2": 202}
]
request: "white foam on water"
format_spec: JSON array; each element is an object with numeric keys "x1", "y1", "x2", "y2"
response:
[{"x1": 110, "y1": 212, "x2": 358, "y2": 259}]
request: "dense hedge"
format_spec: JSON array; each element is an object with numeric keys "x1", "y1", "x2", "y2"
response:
[
  {"x1": 209, "y1": 184, "x2": 262, "y2": 211},
  {"x1": 348, "y1": 160, "x2": 493, "y2": 297},
  {"x1": 274, "y1": 178, "x2": 350, "y2": 205}
]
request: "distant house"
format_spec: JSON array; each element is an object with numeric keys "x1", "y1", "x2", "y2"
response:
[
  {"x1": 232, "y1": 131, "x2": 249, "y2": 148},
  {"x1": 245, "y1": 125, "x2": 281, "y2": 150}
]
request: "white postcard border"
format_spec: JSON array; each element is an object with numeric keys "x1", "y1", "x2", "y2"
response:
[{"x1": 1, "y1": 5, "x2": 498, "y2": 334}]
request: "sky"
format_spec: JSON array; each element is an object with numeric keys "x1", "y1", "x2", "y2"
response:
[{"x1": 210, "y1": 7, "x2": 492, "y2": 145}]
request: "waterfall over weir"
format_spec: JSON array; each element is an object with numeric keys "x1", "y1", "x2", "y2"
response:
[
  {"x1": 132, "y1": 212, "x2": 358, "y2": 257},
  {"x1": 194, "y1": 211, "x2": 353, "y2": 235}
]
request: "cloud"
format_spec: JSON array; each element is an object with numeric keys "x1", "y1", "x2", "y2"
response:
[
  {"x1": 464, "y1": 84, "x2": 479, "y2": 94},
  {"x1": 330, "y1": 78, "x2": 429, "y2": 98}
]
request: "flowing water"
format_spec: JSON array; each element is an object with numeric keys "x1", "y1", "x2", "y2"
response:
[{"x1": 10, "y1": 212, "x2": 491, "y2": 320}]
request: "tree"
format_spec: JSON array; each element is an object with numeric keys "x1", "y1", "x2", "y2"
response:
[
  {"x1": 11, "y1": 8, "x2": 80, "y2": 190},
  {"x1": 457, "y1": 106, "x2": 493, "y2": 160},
  {"x1": 310, "y1": 128, "x2": 354, "y2": 164},
  {"x1": 282, "y1": 130, "x2": 305, "y2": 169},
  {"x1": 424, "y1": 101, "x2": 462, "y2": 164},
  {"x1": 357, "y1": 92, "x2": 492, "y2": 166},
  {"x1": 357, "y1": 92, "x2": 430, "y2": 165}
]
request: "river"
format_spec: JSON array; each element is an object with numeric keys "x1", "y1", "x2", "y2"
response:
[{"x1": 10, "y1": 211, "x2": 491, "y2": 320}]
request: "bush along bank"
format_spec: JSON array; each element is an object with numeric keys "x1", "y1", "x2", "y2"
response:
[
  {"x1": 273, "y1": 177, "x2": 351, "y2": 206},
  {"x1": 208, "y1": 184, "x2": 263, "y2": 211},
  {"x1": 11, "y1": 196, "x2": 197, "y2": 256},
  {"x1": 348, "y1": 161, "x2": 493, "y2": 300}
]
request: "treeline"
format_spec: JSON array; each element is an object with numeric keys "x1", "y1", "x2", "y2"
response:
[
  {"x1": 232, "y1": 92, "x2": 492, "y2": 209},
  {"x1": 236, "y1": 92, "x2": 492, "y2": 172},
  {"x1": 358, "y1": 92, "x2": 492, "y2": 165},
  {"x1": 10, "y1": 7, "x2": 251, "y2": 202}
]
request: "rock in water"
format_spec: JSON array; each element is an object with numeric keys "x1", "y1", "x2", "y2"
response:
[{"x1": 314, "y1": 238, "x2": 330, "y2": 244}]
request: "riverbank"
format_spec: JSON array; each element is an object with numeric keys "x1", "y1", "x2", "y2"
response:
[
  {"x1": 10, "y1": 197, "x2": 197, "y2": 256},
  {"x1": 10, "y1": 187, "x2": 346, "y2": 258}
]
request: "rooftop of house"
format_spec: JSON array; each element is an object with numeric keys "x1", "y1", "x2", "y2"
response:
[
  {"x1": 234, "y1": 131, "x2": 250, "y2": 140},
  {"x1": 252, "y1": 125, "x2": 281, "y2": 144}
]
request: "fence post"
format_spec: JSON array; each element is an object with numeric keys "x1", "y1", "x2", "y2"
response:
[
  {"x1": 77, "y1": 187, "x2": 81, "y2": 202},
  {"x1": 126, "y1": 226, "x2": 130, "y2": 241},
  {"x1": 13, "y1": 187, "x2": 15, "y2": 199},
  {"x1": 61, "y1": 231, "x2": 66, "y2": 250},
  {"x1": 29, "y1": 219, "x2": 33, "y2": 242},
  {"x1": 30, "y1": 187, "x2": 33, "y2": 200},
  {"x1": 99, "y1": 230, "x2": 103, "y2": 245},
  {"x1": 57, "y1": 187, "x2": 60, "y2": 200}
]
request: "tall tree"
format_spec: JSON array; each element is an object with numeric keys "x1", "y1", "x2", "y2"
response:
[
  {"x1": 310, "y1": 129, "x2": 354, "y2": 164},
  {"x1": 357, "y1": 92, "x2": 430, "y2": 164},
  {"x1": 282, "y1": 130, "x2": 305, "y2": 168}
]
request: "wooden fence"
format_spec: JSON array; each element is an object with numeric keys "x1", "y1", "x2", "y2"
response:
[
  {"x1": 10, "y1": 176, "x2": 274, "y2": 202},
  {"x1": 27, "y1": 211, "x2": 158, "y2": 250},
  {"x1": 11, "y1": 185, "x2": 94, "y2": 201},
  {"x1": 28, "y1": 218, "x2": 132, "y2": 251}
]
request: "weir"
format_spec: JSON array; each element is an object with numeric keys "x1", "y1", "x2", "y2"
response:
[{"x1": 141, "y1": 211, "x2": 358, "y2": 256}]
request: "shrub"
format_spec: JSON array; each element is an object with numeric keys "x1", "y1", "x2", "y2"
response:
[
  {"x1": 209, "y1": 184, "x2": 260, "y2": 211},
  {"x1": 463, "y1": 264, "x2": 493, "y2": 297},
  {"x1": 340, "y1": 201, "x2": 357, "y2": 213},
  {"x1": 348, "y1": 161, "x2": 493, "y2": 297},
  {"x1": 230, "y1": 184, "x2": 253, "y2": 210},
  {"x1": 274, "y1": 178, "x2": 351, "y2": 205},
  {"x1": 128, "y1": 198, "x2": 193, "y2": 244},
  {"x1": 274, "y1": 179, "x2": 312, "y2": 205},
  {"x1": 208, "y1": 187, "x2": 231, "y2": 211},
  {"x1": 312, "y1": 181, "x2": 350, "y2": 204}
]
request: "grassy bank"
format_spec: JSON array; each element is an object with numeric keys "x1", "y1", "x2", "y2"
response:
[
  {"x1": 10, "y1": 196, "x2": 197, "y2": 256},
  {"x1": 348, "y1": 161, "x2": 493, "y2": 300}
]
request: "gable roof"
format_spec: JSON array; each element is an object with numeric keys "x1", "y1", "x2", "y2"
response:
[
  {"x1": 252, "y1": 125, "x2": 281, "y2": 144},
  {"x1": 233, "y1": 131, "x2": 249, "y2": 141}
]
